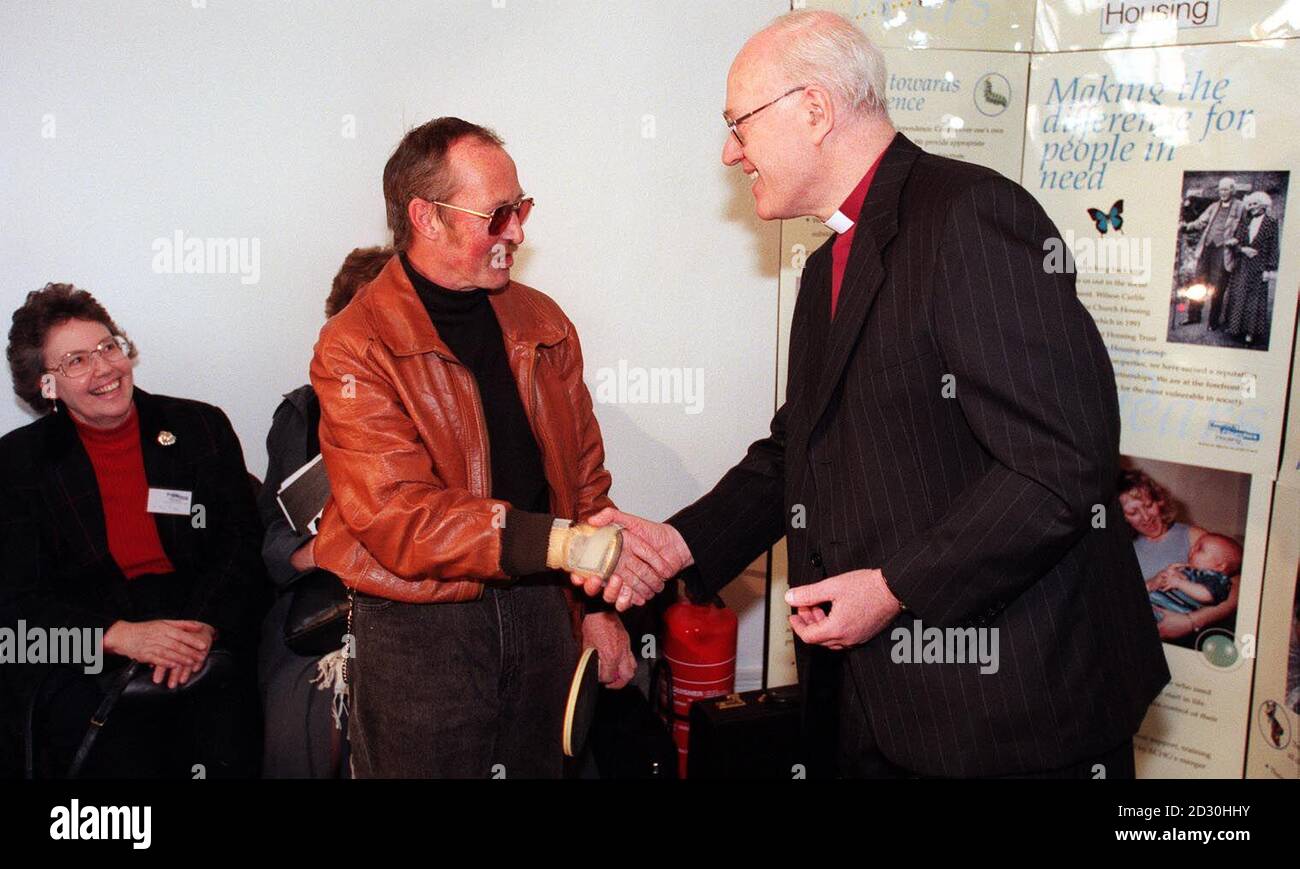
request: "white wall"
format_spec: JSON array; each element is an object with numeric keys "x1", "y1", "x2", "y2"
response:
[{"x1": 1, "y1": 0, "x2": 788, "y2": 686}]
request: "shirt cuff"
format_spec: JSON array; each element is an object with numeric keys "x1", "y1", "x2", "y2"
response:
[{"x1": 499, "y1": 509, "x2": 556, "y2": 577}]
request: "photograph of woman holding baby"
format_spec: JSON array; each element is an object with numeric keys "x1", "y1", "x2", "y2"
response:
[{"x1": 1118, "y1": 466, "x2": 1245, "y2": 650}]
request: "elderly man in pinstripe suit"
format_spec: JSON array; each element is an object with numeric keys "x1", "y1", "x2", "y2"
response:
[{"x1": 576, "y1": 10, "x2": 1170, "y2": 778}]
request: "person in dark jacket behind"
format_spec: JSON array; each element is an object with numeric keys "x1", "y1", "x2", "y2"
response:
[
  {"x1": 257, "y1": 245, "x2": 390, "y2": 778},
  {"x1": 0, "y1": 283, "x2": 266, "y2": 777}
]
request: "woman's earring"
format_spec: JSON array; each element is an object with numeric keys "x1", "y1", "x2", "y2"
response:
[{"x1": 40, "y1": 373, "x2": 58, "y2": 412}]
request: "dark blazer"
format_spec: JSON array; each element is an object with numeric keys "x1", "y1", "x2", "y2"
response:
[
  {"x1": 669, "y1": 133, "x2": 1170, "y2": 777},
  {"x1": 255, "y1": 383, "x2": 344, "y2": 778},
  {"x1": 258, "y1": 384, "x2": 321, "y2": 591},
  {"x1": 0, "y1": 388, "x2": 267, "y2": 671}
]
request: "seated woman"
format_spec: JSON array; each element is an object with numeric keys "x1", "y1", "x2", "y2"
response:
[
  {"x1": 0, "y1": 283, "x2": 266, "y2": 777},
  {"x1": 258, "y1": 245, "x2": 390, "y2": 779}
]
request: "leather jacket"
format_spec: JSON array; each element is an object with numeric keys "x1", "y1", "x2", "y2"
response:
[{"x1": 308, "y1": 255, "x2": 614, "y2": 605}]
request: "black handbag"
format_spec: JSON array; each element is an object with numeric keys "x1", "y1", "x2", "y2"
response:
[
  {"x1": 103, "y1": 647, "x2": 234, "y2": 702},
  {"x1": 284, "y1": 570, "x2": 350, "y2": 656},
  {"x1": 54, "y1": 649, "x2": 236, "y2": 778}
]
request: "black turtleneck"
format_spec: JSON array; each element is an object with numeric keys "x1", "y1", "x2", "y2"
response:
[{"x1": 401, "y1": 254, "x2": 555, "y2": 576}]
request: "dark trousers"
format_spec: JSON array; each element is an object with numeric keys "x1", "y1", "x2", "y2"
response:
[
  {"x1": 348, "y1": 580, "x2": 578, "y2": 779},
  {"x1": 820, "y1": 651, "x2": 1136, "y2": 779}
]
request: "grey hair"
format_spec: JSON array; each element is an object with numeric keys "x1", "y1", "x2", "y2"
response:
[
  {"x1": 763, "y1": 9, "x2": 888, "y2": 119},
  {"x1": 1243, "y1": 191, "x2": 1272, "y2": 210}
]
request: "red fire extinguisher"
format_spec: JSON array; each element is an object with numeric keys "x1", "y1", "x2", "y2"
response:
[{"x1": 653, "y1": 597, "x2": 738, "y2": 778}]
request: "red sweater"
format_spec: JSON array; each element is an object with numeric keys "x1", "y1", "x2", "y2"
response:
[{"x1": 74, "y1": 406, "x2": 175, "y2": 579}]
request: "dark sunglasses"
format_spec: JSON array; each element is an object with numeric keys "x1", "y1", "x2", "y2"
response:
[{"x1": 432, "y1": 196, "x2": 535, "y2": 235}]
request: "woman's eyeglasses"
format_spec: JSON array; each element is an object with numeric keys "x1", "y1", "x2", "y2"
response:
[
  {"x1": 45, "y1": 335, "x2": 132, "y2": 379},
  {"x1": 432, "y1": 196, "x2": 535, "y2": 235}
]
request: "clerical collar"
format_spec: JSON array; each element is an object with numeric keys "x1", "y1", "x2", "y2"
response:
[
  {"x1": 824, "y1": 150, "x2": 888, "y2": 236},
  {"x1": 823, "y1": 210, "x2": 854, "y2": 233}
]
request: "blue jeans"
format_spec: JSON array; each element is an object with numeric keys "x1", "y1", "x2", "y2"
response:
[{"x1": 347, "y1": 579, "x2": 578, "y2": 778}]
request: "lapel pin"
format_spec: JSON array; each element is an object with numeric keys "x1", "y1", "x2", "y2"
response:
[{"x1": 157, "y1": 430, "x2": 176, "y2": 446}]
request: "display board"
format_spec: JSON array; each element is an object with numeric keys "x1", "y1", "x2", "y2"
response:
[
  {"x1": 1245, "y1": 483, "x2": 1300, "y2": 778},
  {"x1": 802, "y1": 0, "x2": 1037, "y2": 51},
  {"x1": 1036, "y1": 0, "x2": 1298, "y2": 52}
]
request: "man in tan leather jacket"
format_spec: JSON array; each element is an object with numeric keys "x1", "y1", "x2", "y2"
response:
[{"x1": 308, "y1": 117, "x2": 666, "y2": 777}]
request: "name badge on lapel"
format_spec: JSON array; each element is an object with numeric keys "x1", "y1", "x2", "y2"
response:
[{"x1": 147, "y1": 488, "x2": 193, "y2": 516}]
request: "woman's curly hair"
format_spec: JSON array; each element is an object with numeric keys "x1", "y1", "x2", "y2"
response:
[
  {"x1": 7, "y1": 282, "x2": 135, "y2": 414},
  {"x1": 1117, "y1": 468, "x2": 1178, "y2": 529}
]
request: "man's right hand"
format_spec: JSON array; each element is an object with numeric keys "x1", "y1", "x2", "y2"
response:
[{"x1": 573, "y1": 508, "x2": 693, "y2": 611}]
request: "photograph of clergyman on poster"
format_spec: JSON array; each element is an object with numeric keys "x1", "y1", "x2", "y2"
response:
[
  {"x1": 1118, "y1": 456, "x2": 1249, "y2": 651},
  {"x1": 1168, "y1": 169, "x2": 1289, "y2": 352}
]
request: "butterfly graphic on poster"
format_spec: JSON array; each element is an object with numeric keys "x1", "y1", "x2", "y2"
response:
[{"x1": 1086, "y1": 200, "x2": 1124, "y2": 234}]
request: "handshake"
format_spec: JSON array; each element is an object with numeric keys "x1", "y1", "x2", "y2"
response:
[
  {"x1": 552, "y1": 509, "x2": 695, "y2": 612},
  {"x1": 552, "y1": 508, "x2": 906, "y2": 650}
]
